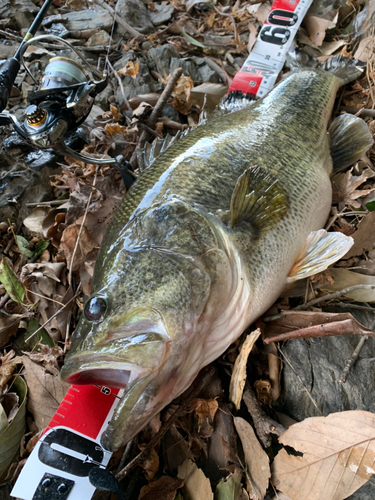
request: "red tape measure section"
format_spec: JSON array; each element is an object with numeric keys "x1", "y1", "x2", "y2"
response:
[
  {"x1": 229, "y1": 0, "x2": 312, "y2": 96},
  {"x1": 47, "y1": 385, "x2": 119, "y2": 440}
]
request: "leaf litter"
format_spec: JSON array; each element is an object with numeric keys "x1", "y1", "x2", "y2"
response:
[{"x1": 2, "y1": 0, "x2": 375, "y2": 497}]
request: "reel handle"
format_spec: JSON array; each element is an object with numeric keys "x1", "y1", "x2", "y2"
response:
[{"x1": 0, "y1": 58, "x2": 21, "y2": 112}]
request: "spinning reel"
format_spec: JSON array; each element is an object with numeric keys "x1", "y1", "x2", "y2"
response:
[{"x1": 0, "y1": 0, "x2": 134, "y2": 179}]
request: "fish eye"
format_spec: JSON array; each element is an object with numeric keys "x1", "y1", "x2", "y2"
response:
[{"x1": 84, "y1": 297, "x2": 107, "y2": 323}]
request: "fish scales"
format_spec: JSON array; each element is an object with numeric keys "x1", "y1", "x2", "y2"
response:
[{"x1": 61, "y1": 61, "x2": 370, "y2": 451}]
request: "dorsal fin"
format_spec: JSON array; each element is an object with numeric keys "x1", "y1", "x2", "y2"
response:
[
  {"x1": 230, "y1": 166, "x2": 289, "y2": 236},
  {"x1": 138, "y1": 129, "x2": 194, "y2": 171}
]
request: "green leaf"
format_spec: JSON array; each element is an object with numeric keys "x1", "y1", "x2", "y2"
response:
[
  {"x1": 33, "y1": 239, "x2": 49, "y2": 258},
  {"x1": 182, "y1": 29, "x2": 206, "y2": 48},
  {"x1": 15, "y1": 235, "x2": 34, "y2": 258},
  {"x1": 366, "y1": 197, "x2": 375, "y2": 211},
  {"x1": 0, "y1": 258, "x2": 25, "y2": 304},
  {"x1": 215, "y1": 469, "x2": 242, "y2": 500},
  {"x1": 25, "y1": 318, "x2": 55, "y2": 350},
  {"x1": 0, "y1": 376, "x2": 27, "y2": 480}
]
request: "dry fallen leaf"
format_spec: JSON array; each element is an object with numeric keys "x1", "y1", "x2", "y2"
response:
[
  {"x1": 344, "y1": 211, "x2": 375, "y2": 259},
  {"x1": 234, "y1": 417, "x2": 270, "y2": 500},
  {"x1": 229, "y1": 329, "x2": 261, "y2": 410},
  {"x1": 177, "y1": 459, "x2": 213, "y2": 500},
  {"x1": 332, "y1": 168, "x2": 375, "y2": 211},
  {"x1": 190, "y1": 397, "x2": 219, "y2": 432},
  {"x1": 322, "y1": 268, "x2": 375, "y2": 302},
  {"x1": 0, "y1": 351, "x2": 23, "y2": 389},
  {"x1": 139, "y1": 475, "x2": 185, "y2": 500},
  {"x1": 139, "y1": 445, "x2": 159, "y2": 481},
  {"x1": 117, "y1": 59, "x2": 139, "y2": 79},
  {"x1": 304, "y1": 15, "x2": 331, "y2": 46},
  {"x1": 22, "y1": 357, "x2": 68, "y2": 430},
  {"x1": 272, "y1": 410, "x2": 375, "y2": 500}
]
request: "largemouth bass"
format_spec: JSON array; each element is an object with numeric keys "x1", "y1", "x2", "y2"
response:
[{"x1": 61, "y1": 56, "x2": 373, "y2": 451}]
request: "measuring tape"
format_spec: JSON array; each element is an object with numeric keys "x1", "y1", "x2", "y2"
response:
[
  {"x1": 229, "y1": 0, "x2": 313, "y2": 97},
  {"x1": 11, "y1": 385, "x2": 122, "y2": 500},
  {"x1": 12, "y1": 0, "x2": 314, "y2": 498}
]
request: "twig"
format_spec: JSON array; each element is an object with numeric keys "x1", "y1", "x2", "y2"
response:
[
  {"x1": 116, "y1": 365, "x2": 215, "y2": 481},
  {"x1": 68, "y1": 168, "x2": 97, "y2": 284},
  {"x1": 0, "y1": 293, "x2": 10, "y2": 309},
  {"x1": 130, "y1": 67, "x2": 183, "y2": 169},
  {"x1": 333, "y1": 302, "x2": 375, "y2": 312},
  {"x1": 340, "y1": 106, "x2": 375, "y2": 118},
  {"x1": 115, "y1": 438, "x2": 134, "y2": 475},
  {"x1": 90, "y1": 0, "x2": 143, "y2": 39},
  {"x1": 339, "y1": 335, "x2": 369, "y2": 383},
  {"x1": 106, "y1": 60, "x2": 132, "y2": 114},
  {"x1": 212, "y1": 5, "x2": 237, "y2": 43},
  {"x1": 293, "y1": 285, "x2": 375, "y2": 310},
  {"x1": 277, "y1": 346, "x2": 322, "y2": 416},
  {"x1": 24, "y1": 284, "x2": 81, "y2": 343},
  {"x1": 242, "y1": 383, "x2": 286, "y2": 448},
  {"x1": 26, "y1": 200, "x2": 67, "y2": 207}
]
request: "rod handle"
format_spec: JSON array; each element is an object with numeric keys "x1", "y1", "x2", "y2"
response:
[{"x1": 0, "y1": 58, "x2": 20, "y2": 112}]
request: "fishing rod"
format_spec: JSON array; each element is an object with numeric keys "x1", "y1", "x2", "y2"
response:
[{"x1": 0, "y1": 0, "x2": 135, "y2": 183}]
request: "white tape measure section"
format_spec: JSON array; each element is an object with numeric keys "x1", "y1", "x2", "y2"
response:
[{"x1": 229, "y1": 0, "x2": 314, "y2": 97}]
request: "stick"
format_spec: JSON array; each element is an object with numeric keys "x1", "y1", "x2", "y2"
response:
[
  {"x1": 116, "y1": 365, "x2": 215, "y2": 481},
  {"x1": 339, "y1": 335, "x2": 369, "y2": 383},
  {"x1": 24, "y1": 284, "x2": 81, "y2": 342},
  {"x1": 68, "y1": 168, "x2": 97, "y2": 284},
  {"x1": 242, "y1": 383, "x2": 286, "y2": 448},
  {"x1": 293, "y1": 285, "x2": 375, "y2": 310},
  {"x1": 340, "y1": 106, "x2": 375, "y2": 118},
  {"x1": 106, "y1": 59, "x2": 132, "y2": 115},
  {"x1": 90, "y1": 0, "x2": 142, "y2": 39},
  {"x1": 130, "y1": 67, "x2": 183, "y2": 169}
]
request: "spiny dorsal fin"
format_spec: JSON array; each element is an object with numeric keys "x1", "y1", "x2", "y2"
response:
[
  {"x1": 329, "y1": 114, "x2": 373, "y2": 172},
  {"x1": 230, "y1": 166, "x2": 289, "y2": 235},
  {"x1": 138, "y1": 129, "x2": 193, "y2": 171}
]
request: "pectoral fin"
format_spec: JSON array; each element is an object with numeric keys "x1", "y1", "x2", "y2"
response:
[
  {"x1": 230, "y1": 166, "x2": 289, "y2": 236},
  {"x1": 287, "y1": 229, "x2": 354, "y2": 283},
  {"x1": 329, "y1": 114, "x2": 373, "y2": 171}
]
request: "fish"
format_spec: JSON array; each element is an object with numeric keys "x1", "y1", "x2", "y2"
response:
[{"x1": 60, "y1": 55, "x2": 373, "y2": 451}]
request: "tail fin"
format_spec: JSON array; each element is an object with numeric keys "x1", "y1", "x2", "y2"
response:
[{"x1": 286, "y1": 48, "x2": 365, "y2": 86}]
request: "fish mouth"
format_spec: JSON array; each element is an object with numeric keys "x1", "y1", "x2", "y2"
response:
[
  {"x1": 65, "y1": 368, "x2": 132, "y2": 388},
  {"x1": 61, "y1": 356, "x2": 148, "y2": 389}
]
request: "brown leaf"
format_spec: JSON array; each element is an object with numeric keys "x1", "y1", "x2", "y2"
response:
[
  {"x1": 263, "y1": 310, "x2": 374, "y2": 344},
  {"x1": 177, "y1": 459, "x2": 214, "y2": 500},
  {"x1": 23, "y1": 345, "x2": 64, "y2": 376},
  {"x1": 0, "y1": 351, "x2": 23, "y2": 389},
  {"x1": 22, "y1": 357, "x2": 68, "y2": 430},
  {"x1": 139, "y1": 476, "x2": 185, "y2": 500},
  {"x1": 254, "y1": 380, "x2": 272, "y2": 407},
  {"x1": 21, "y1": 263, "x2": 70, "y2": 341},
  {"x1": 0, "y1": 312, "x2": 25, "y2": 350},
  {"x1": 59, "y1": 224, "x2": 98, "y2": 272},
  {"x1": 272, "y1": 410, "x2": 375, "y2": 500},
  {"x1": 117, "y1": 60, "x2": 139, "y2": 79},
  {"x1": 173, "y1": 74, "x2": 194, "y2": 103},
  {"x1": 344, "y1": 211, "x2": 375, "y2": 259},
  {"x1": 190, "y1": 398, "x2": 219, "y2": 432},
  {"x1": 234, "y1": 417, "x2": 270, "y2": 500},
  {"x1": 322, "y1": 268, "x2": 375, "y2": 302},
  {"x1": 332, "y1": 168, "x2": 375, "y2": 210},
  {"x1": 304, "y1": 15, "x2": 331, "y2": 46},
  {"x1": 229, "y1": 329, "x2": 261, "y2": 410},
  {"x1": 139, "y1": 446, "x2": 159, "y2": 481}
]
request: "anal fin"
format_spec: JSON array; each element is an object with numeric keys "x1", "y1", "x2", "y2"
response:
[
  {"x1": 230, "y1": 166, "x2": 289, "y2": 236},
  {"x1": 329, "y1": 114, "x2": 373, "y2": 171},
  {"x1": 287, "y1": 229, "x2": 354, "y2": 283}
]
